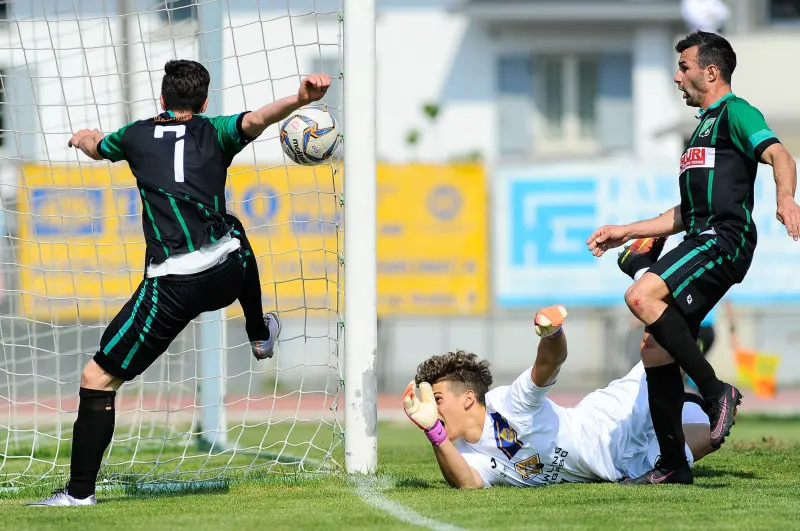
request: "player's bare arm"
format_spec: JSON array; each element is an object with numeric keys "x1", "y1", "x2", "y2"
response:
[
  {"x1": 531, "y1": 305, "x2": 569, "y2": 387},
  {"x1": 761, "y1": 143, "x2": 800, "y2": 240},
  {"x1": 431, "y1": 440, "x2": 485, "y2": 489},
  {"x1": 403, "y1": 380, "x2": 484, "y2": 488},
  {"x1": 68, "y1": 129, "x2": 105, "y2": 161},
  {"x1": 241, "y1": 74, "x2": 331, "y2": 139},
  {"x1": 586, "y1": 205, "x2": 683, "y2": 257}
]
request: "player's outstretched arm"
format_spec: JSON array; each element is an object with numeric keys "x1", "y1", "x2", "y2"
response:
[
  {"x1": 68, "y1": 129, "x2": 105, "y2": 161},
  {"x1": 431, "y1": 440, "x2": 485, "y2": 489},
  {"x1": 761, "y1": 143, "x2": 800, "y2": 240},
  {"x1": 241, "y1": 74, "x2": 331, "y2": 139},
  {"x1": 531, "y1": 305, "x2": 569, "y2": 387},
  {"x1": 403, "y1": 382, "x2": 484, "y2": 489},
  {"x1": 587, "y1": 205, "x2": 682, "y2": 257}
]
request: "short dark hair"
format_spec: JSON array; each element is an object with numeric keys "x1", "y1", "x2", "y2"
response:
[
  {"x1": 161, "y1": 59, "x2": 210, "y2": 113},
  {"x1": 415, "y1": 350, "x2": 493, "y2": 406},
  {"x1": 675, "y1": 31, "x2": 737, "y2": 84}
]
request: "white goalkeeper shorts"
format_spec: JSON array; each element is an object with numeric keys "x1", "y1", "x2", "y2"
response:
[{"x1": 572, "y1": 362, "x2": 709, "y2": 478}]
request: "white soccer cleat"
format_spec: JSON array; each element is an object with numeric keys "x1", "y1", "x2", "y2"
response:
[
  {"x1": 250, "y1": 312, "x2": 282, "y2": 360},
  {"x1": 27, "y1": 490, "x2": 97, "y2": 506},
  {"x1": 534, "y1": 305, "x2": 568, "y2": 338}
]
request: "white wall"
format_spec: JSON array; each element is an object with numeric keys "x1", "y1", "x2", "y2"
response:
[
  {"x1": 0, "y1": 7, "x2": 484, "y2": 165},
  {"x1": 3, "y1": 6, "x2": 800, "y2": 167},
  {"x1": 726, "y1": 33, "x2": 800, "y2": 116}
]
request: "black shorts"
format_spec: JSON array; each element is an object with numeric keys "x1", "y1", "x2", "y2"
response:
[
  {"x1": 93, "y1": 250, "x2": 246, "y2": 381},
  {"x1": 648, "y1": 233, "x2": 745, "y2": 338}
]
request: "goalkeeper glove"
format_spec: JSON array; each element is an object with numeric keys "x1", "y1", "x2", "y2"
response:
[
  {"x1": 403, "y1": 380, "x2": 447, "y2": 446},
  {"x1": 534, "y1": 304, "x2": 568, "y2": 338}
]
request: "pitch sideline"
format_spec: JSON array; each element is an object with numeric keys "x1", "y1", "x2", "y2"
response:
[{"x1": 351, "y1": 475, "x2": 466, "y2": 531}]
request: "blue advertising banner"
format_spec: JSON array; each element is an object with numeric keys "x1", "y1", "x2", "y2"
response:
[{"x1": 494, "y1": 162, "x2": 800, "y2": 307}]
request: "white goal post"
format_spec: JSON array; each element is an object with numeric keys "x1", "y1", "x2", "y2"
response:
[
  {"x1": 342, "y1": 0, "x2": 377, "y2": 475},
  {"x1": 0, "y1": 0, "x2": 377, "y2": 489}
]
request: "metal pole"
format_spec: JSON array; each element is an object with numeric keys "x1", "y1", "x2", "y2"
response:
[
  {"x1": 343, "y1": 0, "x2": 377, "y2": 474},
  {"x1": 196, "y1": 0, "x2": 227, "y2": 451}
]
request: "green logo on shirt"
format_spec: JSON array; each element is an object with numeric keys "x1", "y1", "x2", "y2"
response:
[{"x1": 698, "y1": 117, "x2": 717, "y2": 138}]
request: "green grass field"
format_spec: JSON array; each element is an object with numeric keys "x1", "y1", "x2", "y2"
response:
[{"x1": 3, "y1": 415, "x2": 800, "y2": 530}]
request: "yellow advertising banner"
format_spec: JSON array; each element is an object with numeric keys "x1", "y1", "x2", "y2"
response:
[
  {"x1": 17, "y1": 163, "x2": 486, "y2": 321},
  {"x1": 376, "y1": 164, "x2": 487, "y2": 315}
]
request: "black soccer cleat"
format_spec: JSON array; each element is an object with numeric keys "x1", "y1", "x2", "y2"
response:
[
  {"x1": 617, "y1": 237, "x2": 667, "y2": 280},
  {"x1": 620, "y1": 460, "x2": 693, "y2": 485},
  {"x1": 708, "y1": 383, "x2": 742, "y2": 449}
]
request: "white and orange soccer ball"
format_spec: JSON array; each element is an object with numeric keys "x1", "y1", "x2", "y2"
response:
[{"x1": 279, "y1": 105, "x2": 341, "y2": 166}]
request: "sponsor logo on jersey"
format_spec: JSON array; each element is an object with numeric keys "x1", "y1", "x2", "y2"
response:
[
  {"x1": 680, "y1": 147, "x2": 716, "y2": 174},
  {"x1": 490, "y1": 412, "x2": 523, "y2": 459},
  {"x1": 697, "y1": 117, "x2": 717, "y2": 138},
  {"x1": 515, "y1": 454, "x2": 544, "y2": 480}
]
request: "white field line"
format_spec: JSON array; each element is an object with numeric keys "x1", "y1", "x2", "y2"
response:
[{"x1": 351, "y1": 475, "x2": 466, "y2": 531}]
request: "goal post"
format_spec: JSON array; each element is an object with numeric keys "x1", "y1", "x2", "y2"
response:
[
  {"x1": 343, "y1": 0, "x2": 378, "y2": 475},
  {"x1": 196, "y1": 0, "x2": 228, "y2": 454},
  {"x1": 0, "y1": 0, "x2": 377, "y2": 490}
]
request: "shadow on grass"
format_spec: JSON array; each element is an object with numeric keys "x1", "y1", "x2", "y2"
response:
[
  {"x1": 694, "y1": 483, "x2": 729, "y2": 489},
  {"x1": 694, "y1": 467, "x2": 758, "y2": 480},
  {"x1": 393, "y1": 477, "x2": 439, "y2": 489}
]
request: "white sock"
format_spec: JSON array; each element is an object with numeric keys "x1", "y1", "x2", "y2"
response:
[{"x1": 633, "y1": 268, "x2": 649, "y2": 281}]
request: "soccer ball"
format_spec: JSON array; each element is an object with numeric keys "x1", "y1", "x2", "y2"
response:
[{"x1": 279, "y1": 105, "x2": 341, "y2": 166}]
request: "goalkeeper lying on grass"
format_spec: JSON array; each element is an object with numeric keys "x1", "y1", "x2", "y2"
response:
[{"x1": 403, "y1": 305, "x2": 718, "y2": 488}]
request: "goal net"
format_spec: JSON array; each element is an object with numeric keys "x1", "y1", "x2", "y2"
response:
[{"x1": 0, "y1": 0, "x2": 347, "y2": 490}]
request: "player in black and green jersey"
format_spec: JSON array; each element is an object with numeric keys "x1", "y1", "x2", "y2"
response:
[
  {"x1": 587, "y1": 31, "x2": 800, "y2": 485},
  {"x1": 29, "y1": 60, "x2": 331, "y2": 506}
]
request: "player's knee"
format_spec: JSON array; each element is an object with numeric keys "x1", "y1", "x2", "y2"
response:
[
  {"x1": 81, "y1": 360, "x2": 123, "y2": 391},
  {"x1": 624, "y1": 283, "x2": 649, "y2": 313},
  {"x1": 626, "y1": 272, "x2": 671, "y2": 309}
]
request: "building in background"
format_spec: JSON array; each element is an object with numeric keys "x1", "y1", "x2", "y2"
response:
[{"x1": 1, "y1": 0, "x2": 799, "y2": 392}]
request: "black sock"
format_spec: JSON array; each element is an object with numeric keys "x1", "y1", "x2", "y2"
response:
[
  {"x1": 66, "y1": 388, "x2": 116, "y2": 499},
  {"x1": 647, "y1": 305, "x2": 725, "y2": 399},
  {"x1": 228, "y1": 215, "x2": 269, "y2": 342},
  {"x1": 645, "y1": 363, "x2": 688, "y2": 469}
]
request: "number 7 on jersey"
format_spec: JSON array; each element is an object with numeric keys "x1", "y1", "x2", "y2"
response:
[{"x1": 154, "y1": 125, "x2": 186, "y2": 182}]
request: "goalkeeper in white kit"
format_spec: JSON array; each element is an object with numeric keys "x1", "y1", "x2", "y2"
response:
[{"x1": 403, "y1": 305, "x2": 717, "y2": 488}]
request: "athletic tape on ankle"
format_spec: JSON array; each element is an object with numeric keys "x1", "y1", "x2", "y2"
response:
[{"x1": 425, "y1": 419, "x2": 447, "y2": 446}]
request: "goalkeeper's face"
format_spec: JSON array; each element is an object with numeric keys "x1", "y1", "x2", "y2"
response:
[{"x1": 430, "y1": 381, "x2": 479, "y2": 440}]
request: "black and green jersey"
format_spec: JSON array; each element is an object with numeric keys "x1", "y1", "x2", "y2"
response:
[
  {"x1": 679, "y1": 92, "x2": 779, "y2": 263},
  {"x1": 98, "y1": 110, "x2": 254, "y2": 265}
]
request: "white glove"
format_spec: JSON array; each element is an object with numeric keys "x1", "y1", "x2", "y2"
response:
[
  {"x1": 403, "y1": 380, "x2": 439, "y2": 431},
  {"x1": 534, "y1": 305, "x2": 568, "y2": 338}
]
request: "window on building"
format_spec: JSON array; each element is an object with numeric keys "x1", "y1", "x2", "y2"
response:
[
  {"x1": 769, "y1": 0, "x2": 800, "y2": 24},
  {"x1": 157, "y1": 0, "x2": 197, "y2": 23},
  {"x1": 496, "y1": 52, "x2": 632, "y2": 159},
  {"x1": 533, "y1": 54, "x2": 599, "y2": 156}
]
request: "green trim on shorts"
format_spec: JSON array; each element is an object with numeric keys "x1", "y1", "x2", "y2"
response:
[
  {"x1": 103, "y1": 280, "x2": 148, "y2": 355},
  {"x1": 659, "y1": 238, "x2": 717, "y2": 281},
  {"x1": 673, "y1": 256, "x2": 724, "y2": 297},
  {"x1": 121, "y1": 277, "x2": 159, "y2": 369}
]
